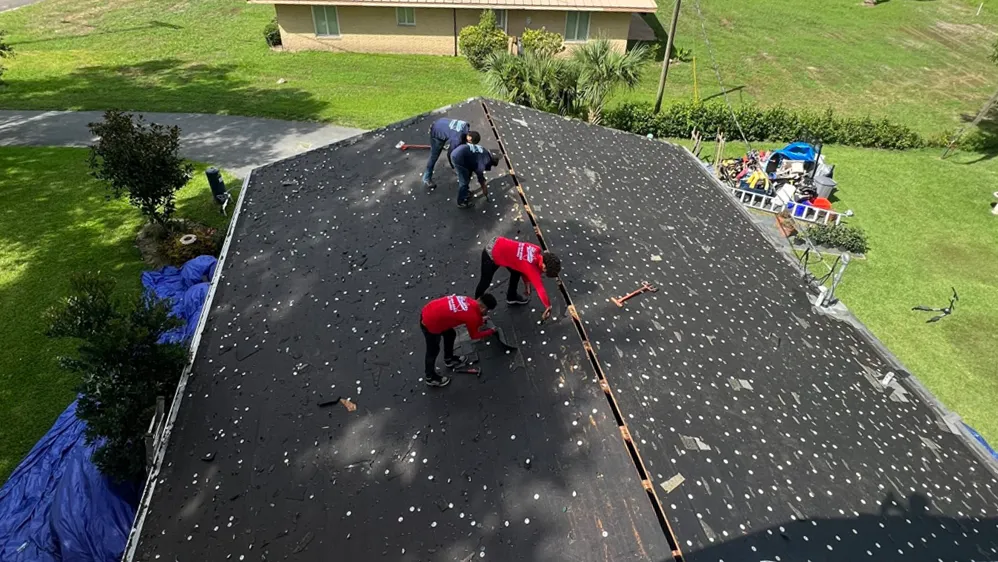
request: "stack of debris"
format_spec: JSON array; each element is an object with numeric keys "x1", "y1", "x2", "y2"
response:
[{"x1": 710, "y1": 140, "x2": 844, "y2": 225}]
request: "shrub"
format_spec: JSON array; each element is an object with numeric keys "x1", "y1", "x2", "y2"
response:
[
  {"x1": 521, "y1": 27, "x2": 564, "y2": 58},
  {"x1": 805, "y1": 223, "x2": 869, "y2": 254},
  {"x1": 163, "y1": 224, "x2": 220, "y2": 265},
  {"x1": 670, "y1": 45, "x2": 693, "y2": 62},
  {"x1": 604, "y1": 101, "x2": 927, "y2": 150},
  {"x1": 88, "y1": 110, "x2": 194, "y2": 228},
  {"x1": 264, "y1": 17, "x2": 282, "y2": 47},
  {"x1": 46, "y1": 272, "x2": 187, "y2": 482},
  {"x1": 459, "y1": 10, "x2": 508, "y2": 71},
  {"x1": 0, "y1": 30, "x2": 13, "y2": 83}
]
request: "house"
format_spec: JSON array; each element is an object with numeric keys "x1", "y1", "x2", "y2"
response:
[
  {"x1": 124, "y1": 99, "x2": 998, "y2": 562},
  {"x1": 250, "y1": 0, "x2": 657, "y2": 55}
]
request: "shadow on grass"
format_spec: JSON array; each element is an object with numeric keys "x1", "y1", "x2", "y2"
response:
[
  {"x1": 8, "y1": 20, "x2": 184, "y2": 47},
  {"x1": 952, "y1": 106, "x2": 998, "y2": 164},
  {"x1": 1, "y1": 57, "x2": 328, "y2": 122},
  {"x1": 0, "y1": 147, "x2": 231, "y2": 483}
]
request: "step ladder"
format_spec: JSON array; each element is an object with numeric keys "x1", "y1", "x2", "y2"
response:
[{"x1": 726, "y1": 186, "x2": 843, "y2": 225}]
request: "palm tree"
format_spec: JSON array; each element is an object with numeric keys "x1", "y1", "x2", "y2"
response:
[
  {"x1": 484, "y1": 51, "x2": 581, "y2": 117},
  {"x1": 573, "y1": 37, "x2": 648, "y2": 125}
]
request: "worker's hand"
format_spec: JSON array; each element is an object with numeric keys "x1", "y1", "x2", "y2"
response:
[
  {"x1": 541, "y1": 307, "x2": 552, "y2": 322},
  {"x1": 523, "y1": 282, "x2": 532, "y2": 296}
]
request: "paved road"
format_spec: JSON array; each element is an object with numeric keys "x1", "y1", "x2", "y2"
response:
[
  {"x1": 0, "y1": 0, "x2": 42, "y2": 12},
  {"x1": 0, "y1": 110, "x2": 364, "y2": 178}
]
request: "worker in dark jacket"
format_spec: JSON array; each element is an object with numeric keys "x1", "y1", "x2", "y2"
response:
[
  {"x1": 451, "y1": 143, "x2": 499, "y2": 208},
  {"x1": 423, "y1": 118, "x2": 481, "y2": 190},
  {"x1": 419, "y1": 294, "x2": 497, "y2": 387}
]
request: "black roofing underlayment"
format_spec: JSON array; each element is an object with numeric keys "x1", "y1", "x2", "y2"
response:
[
  {"x1": 486, "y1": 99, "x2": 998, "y2": 562},
  {"x1": 134, "y1": 99, "x2": 998, "y2": 562},
  {"x1": 134, "y1": 100, "x2": 670, "y2": 562}
]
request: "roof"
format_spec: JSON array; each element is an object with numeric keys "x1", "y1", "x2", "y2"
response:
[
  {"x1": 127, "y1": 99, "x2": 998, "y2": 562},
  {"x1": 253, "y1": 0, "x2": 658, "y2": 13}
]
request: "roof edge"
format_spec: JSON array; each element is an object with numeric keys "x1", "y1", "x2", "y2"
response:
[{"x1": 255, "y1": 0, "x2": 657, "y2": 13}]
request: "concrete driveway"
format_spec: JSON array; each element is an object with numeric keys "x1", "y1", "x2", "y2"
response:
[{"x1": 0, "y1": 110, "x2": 364, "y2": 178}]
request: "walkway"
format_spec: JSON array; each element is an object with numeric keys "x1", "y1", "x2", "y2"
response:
[{"x1": 0, "y1": 110, "x2": 364, "y2": 178}]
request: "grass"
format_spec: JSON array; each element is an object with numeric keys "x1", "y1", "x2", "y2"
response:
[
  {"x1": 625, "y1": 0, "x2": 998, "y2": 137},
  {"x1": 683, "y1": 138, "x2": 998, "y2": 442},
  {"x1": 0, "y1": 147, "x2": 237, "y2": 483},
  {"x1": 2, "y1": 0, "x2": 997, "y2": 133}
]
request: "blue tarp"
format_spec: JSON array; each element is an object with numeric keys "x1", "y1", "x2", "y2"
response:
[
  {"x1": 963, "y1": 423, "x2": 998, "y2": 462},
  {"x1": 0, "y1": 256, "x2": 218, "y2": 562},
  {"x1": 0, "y1": 402, "x2": 138, "y2": 562},
  {"x1": 770, "y1": 141, "x2": 818, "y2": 163},
  {"x1": 141, "y1": 255, "x2": 217, "y2": 344}
]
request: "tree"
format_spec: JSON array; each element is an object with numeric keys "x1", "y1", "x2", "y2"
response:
[
  {"x1": 0, "y1": 30, "x2": 14, "y2": 83},
  {"x1": 521, "y1": 27, "x2": 565, "y2": 58},
  {"x1": 458, "y1": 10, "x2": 508, "y2": 71},
  {"x1": 47, "y1": 272, "x2": 186, "y2": 482},
  {"x1": 484, "y1": 51, "x2": 580, "y2": 117},
  {"x1": 88, "y1": 110, "x2": 194, "y2": 229},
  {"x1": 573, "y1": 38, "x2": 648, "y2": 125},
  {"x1": 484, "y1": 38, "x2": 648, "y2": 125}
]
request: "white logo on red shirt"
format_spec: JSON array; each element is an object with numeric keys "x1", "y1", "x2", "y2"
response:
[
  {"x1": 447, "y1": 295, "x2": 469, "y2": 313},
  {"x1": 516, "y1": 243, "x2": 536, "y2": 264}
]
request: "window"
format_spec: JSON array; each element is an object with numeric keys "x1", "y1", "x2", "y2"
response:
[
  {"x1": 396, "y1": 7, "x2": 415, "y2": 26},
  {"x1": 565, "y1": 11, "x2": 590, "y2": 42},
  {"x1": 492, "y1": 9, "x2": 507, "y2": 32},
  {"x1": 312, "y1": 6, "x2": 340, "y2": 37}
]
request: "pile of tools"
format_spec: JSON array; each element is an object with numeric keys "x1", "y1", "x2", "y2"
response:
[{"x1": 713, "y1": 141, "x2": 839, "y2": 212}]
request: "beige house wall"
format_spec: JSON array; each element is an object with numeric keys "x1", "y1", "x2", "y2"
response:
[{"x1": 275, "y1": 4, "x2": 633, "y2": 55}]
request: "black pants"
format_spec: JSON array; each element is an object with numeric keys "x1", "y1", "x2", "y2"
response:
[
  {"x1": 421, "y1": 322, "x2": 456, "y2": 380},
  {"x1": 474, "y1": 250, "x2": 521, "y2": 301}
]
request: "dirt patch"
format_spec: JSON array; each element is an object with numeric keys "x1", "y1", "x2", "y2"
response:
[
  {"x1": 136, "y1": 219, "x2": 219, "y2": 268},
  {"x1": 719, "y1": 18, "x2": 734, "y2": 30},
  {"x1": 136, "y1": 222, "x2": 172, "y2": 269}
]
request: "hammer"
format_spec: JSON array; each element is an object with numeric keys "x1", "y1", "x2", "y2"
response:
[
  {"x1": 396, "y1": 141, "x2": 430, "y2": 151},
  {"x1": 611, "y1": 281, "x2": 658, "y2": 308}
]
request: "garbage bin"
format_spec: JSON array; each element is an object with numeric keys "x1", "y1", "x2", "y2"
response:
[
  {"x1": 205, "y1": 167, "x2": 226, "y2": 200},
  {"x1": 813, "y1": 175, "x2": 837, "y2": 200}
]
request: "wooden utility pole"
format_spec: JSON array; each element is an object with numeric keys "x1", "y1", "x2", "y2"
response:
[{"x1": 654, "y1": 0, "x2": 682, "y2": 114}]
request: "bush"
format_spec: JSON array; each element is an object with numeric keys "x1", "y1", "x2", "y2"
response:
[
  {"x1": 805, "y1": 223, "x2": 869, "y2": 254},
  {"x1": 459, "y1": 10, "x2": 508, "y2": 71},
  {"x1": 521, "y1": 27, "x2": 564, "y2": 58},
  {"x1": 264, "y1": 17, "x2": 282, "y2": 47},
  {"x1": 670, "y1": 45, "x2": 693, "y2": 62},
  {"x1": 0, "y1": 29, "x2": 13, "y2": 83},
  {"x1": 46, "y1": 272, "x2": 187, "y2": 482},
  {"x1": 163, "y1": 224, "x2": 220, "y2": 265},
  {"x1": 604, "y1": 101, "x2": 927, "y2": 150},
  {"x1": 88, "y1": 110, "x2": 194, "y2": 228}
]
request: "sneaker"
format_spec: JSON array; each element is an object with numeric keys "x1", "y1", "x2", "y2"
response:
[
  {"x1": 444, "y1": 355, "x2": 468, "y2": 369},
  {"x1": 456, "y1": 200, "x2": 473, "y2": 209},
  {"x1": 424, "y1": 375, "x2": 452, "y2": 388},
  {"x1": 506, "y1": 294, "x2": 530, "y2": 305},
  {"x1": 423, "y1": 181, "x2": 437, "y2": 190}
]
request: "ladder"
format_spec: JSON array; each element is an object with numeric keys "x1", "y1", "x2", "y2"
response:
[{"x1": 726, "y1": 186, "x2": 843, "y2": 225}]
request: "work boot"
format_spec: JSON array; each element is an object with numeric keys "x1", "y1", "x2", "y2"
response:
[
  {"x1": 506, "y1": 294, "x2": 530, "y2": 305},
  {"x1": 423, "y1": 180, "x2": 437, "y2": 190},
  {"x1": 444, "y1": 355, "x2": 468, "y2": 369},
  {"x1": 424, "y1": 375, "x2": 452, "y2": 388},
  {"x1": 456, "y1": 200, "x2": 473, "y2": 209}
]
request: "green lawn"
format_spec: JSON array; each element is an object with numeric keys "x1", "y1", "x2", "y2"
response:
[
  {"x1": 0, "y1": 147, "x2": 236, "y2": 482},
  {"x1": 623, "y1": 0, "x2": 998, "y2": 137},
  {"x1": 686, "y1": 138, "x2": 998, "y2": 441},
  {"x1": 2, "y1": 0, "x2": 997, "y2": 133}
]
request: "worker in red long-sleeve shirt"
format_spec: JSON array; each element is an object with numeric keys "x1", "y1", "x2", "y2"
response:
[
  {"x1": 474, "y1": 236, "x2": 561, "y2": 322},
  {"x1": 419, "y1": 293, "x2": 497, "y2": 387}
]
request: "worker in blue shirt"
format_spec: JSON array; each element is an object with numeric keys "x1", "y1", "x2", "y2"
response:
[
  {"x1": 423, "y1": 118, "x2": 481, "y2": 190},
  {"x1": 450, "y1": 143, "x2": 499, "y2": 209}
]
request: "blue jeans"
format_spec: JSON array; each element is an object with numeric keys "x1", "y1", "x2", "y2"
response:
[
  {"x1": 422, "y1": 136, "x2": 447, "y2": 184},
  {"x1": 455, "y1": 165, "x2": 472, "y2": 204}
]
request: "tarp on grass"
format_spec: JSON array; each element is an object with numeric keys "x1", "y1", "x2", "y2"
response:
[
  {"x1": 0, "y1": 401, "x2": 138, "y2": 562},
  {"x1": 0, "y1": 256, "x2": 218, "y2": 562}
]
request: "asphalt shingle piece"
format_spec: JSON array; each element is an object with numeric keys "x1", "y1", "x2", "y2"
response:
[{"x1": 486, "y1": 99, "x2": 998, "y2": 562}]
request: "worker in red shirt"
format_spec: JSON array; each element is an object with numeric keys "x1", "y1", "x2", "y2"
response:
[
  {"x1": 419, "y1": 293, "x2": 497, "y2": 387},
  {"x1": 474, "y1": 236, "x2": 561, "y2": 321}
]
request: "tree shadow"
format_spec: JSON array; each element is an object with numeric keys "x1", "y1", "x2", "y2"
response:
[
  {"x1": 952, "y1": 106, "x2": 998, "y2": 164},
  {"x1": 0, "y1": 58, "x2": 328, "y2": 126},
  {"x1": 8, "y1": 20, "x2": 183, "y2": 47}
]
